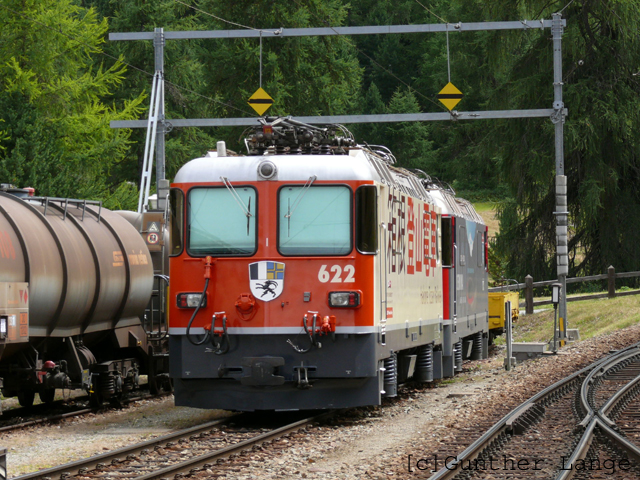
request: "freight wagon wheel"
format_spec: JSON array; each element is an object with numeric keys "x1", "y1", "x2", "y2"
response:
[
  {"x1": 39, "y1": 388, "x2": 56, "y2": 404},
  {"x1": 17, "y1": 390, "x2": 35, "y2": 408},
  {"x1": 89, "y1": 391, "x2": 104, "y2": 409}
]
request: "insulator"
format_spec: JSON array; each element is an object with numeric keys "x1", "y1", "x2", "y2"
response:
[
  {"x1": 382, "y1": 353, "x2": 397, "y2": 397},
  {"x1": 454, "y1": 340, "x2": 463, "y2": 371},
  {"x1": 415, "y1": 344, "x2": 434, "y2": 382}
]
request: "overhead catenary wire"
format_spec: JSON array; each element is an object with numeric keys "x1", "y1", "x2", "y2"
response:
[
  {"x1": 290, "y1": 0, "x2": 447, "y2": 111},
  {"x1": 558, "y1": 0, "x2": 579, "y2": 15},
  {"x1": 411, "y1": 0, "x2": 453, "y2": 84},
  {"x1": 157, "y1": 0, "x2": 460, "y2": 112},
  {"x1": 412, "y1": 0, "x2": 448, "y2": 23},
  {"x1": 173, "y1": 0, "x2": 277, "y2": 95},
  {"x1": 172, "y1": 0, "x2": 260, "y2": 31}
]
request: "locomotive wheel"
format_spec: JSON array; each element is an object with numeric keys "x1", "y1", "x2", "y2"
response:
[
  {"x1": 18, "y1": 390, "x2": 35, "y2": 407},
  {"x1": 39, "y1": 388, "x2": 56, "y2": 404},
  {"x1": 149, "y1": 374, "x2": 173, "y2": 395}
]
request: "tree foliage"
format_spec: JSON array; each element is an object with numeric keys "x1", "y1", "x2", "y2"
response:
[
  {"x1": 486, "y1": 0, "x2": 640, "y2": 280},
  {"x1": 0, "y1": 0, "x2": 144, "y2": 204},
  {"x1": 82, "y1": 0, "x2": 362, "y2": 182},
  {"x1": 2, "y1": 0, "x2": 640, "y2": 278}
]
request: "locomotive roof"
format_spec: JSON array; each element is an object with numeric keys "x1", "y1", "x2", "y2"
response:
[
  {"x1": 173, "y1": 148, "x2": 380, "y2": 183},
  {"x1": 173, "y1": 147, "x2": 438, "y2": 204},
  {"x1": 172, "y1": 117, "x2": 483, "y2": 223},
  {"x1": 429, "y1": 188, "x2": 485, "y2": 223}
]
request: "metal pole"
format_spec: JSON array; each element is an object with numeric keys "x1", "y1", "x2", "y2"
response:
[
  {"x1": 153, "y1": 28, "x2": 167, "y2": 211},
  {"x1": 553, "y1": 304, "x2": 558, "y2": 353},
  {"x1": 552, "y1": 13, "x2": 568, "y2": 340},
  {"x1": 504, "y1": 300, "x2": 514, "y2": 371}
]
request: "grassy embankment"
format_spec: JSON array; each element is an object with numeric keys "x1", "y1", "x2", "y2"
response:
[
  {"x1": 474, "y1": 202, "x2": 640, "y2": 345},
  {"x1": 511, "y1": 295, "x2": 640, "y2": 344}
]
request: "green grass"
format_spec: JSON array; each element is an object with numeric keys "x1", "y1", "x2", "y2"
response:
[
  {"x1": 473, "y1": 202, "x2": 500, "y2": 238},
  {"x1": 471, "y1": 201, "x2": 640, "y2": 344},
  {"x1": 473, "y1": 202, "x2": 497, "y2": 213},
  {"x1": 513, "y1": 293, "x2": 640, "y2": 343}
]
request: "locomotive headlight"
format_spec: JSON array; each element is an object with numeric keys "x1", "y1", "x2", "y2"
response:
[
  {"x1": 0, "y1": 316, "x2": 6, "y2": 339},
  {"x1": 257, "y1": 161, "x2": 277, "y2": 180},
  {"x1": 328, "y1": 291, "x2": 361, "y2": 308},
  {"x1": 177, "y1": 293, "x2": 207, "y2": 308}
]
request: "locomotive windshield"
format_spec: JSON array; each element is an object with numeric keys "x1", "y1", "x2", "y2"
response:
[
  {"x1": 278, "y1": 185, "x2": 351, "y2": 255},
  {"x1": 188, "y1": 186, "x2": 257, "y2": 255}
]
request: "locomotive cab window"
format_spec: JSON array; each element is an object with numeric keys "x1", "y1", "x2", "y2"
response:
[
  {"x1": 436, "y1": 213, "x2": 442, "y2": 264},
  {"x1": 355, "y1": 185, "x2": 378, "y2": 254},
  {"x1": 278, "y1": 185, "x2": 351, "y2": 255},
  {"x1": 188, "y1": 186, "x2": 257, "y2": 256},
  {"x1": 169, "y1": 188, "x2": 184, "y2": 256},
  {"x1": 441, "y1": 217, "x2": 453, "y2": 267}
]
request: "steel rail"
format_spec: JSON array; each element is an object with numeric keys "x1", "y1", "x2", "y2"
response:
[
  {"x1": 427, "y1": 344, "x2": 640, "y2": 480},
  {"x1": 599, "y1": 372, "x2": 640, "y2": 426},
  {"x1": 0, "y1": 407, "x2": 93, "y2": 434},
  {"x1": 426, "y1": 357, "x2": 603, "y2": 479},
  {"x1": 558, "y1": 344, "x2": 640, "y2": 479},
  {"x1": 12, "y1": 412, "x2": 332, "y2": 480},
  {"x1": 596, "y1": 418, "x2": 640, "y2": 463},
  {"x1": 135, "y1": 413, "x2": 332, "y2": 480},
  {"x1": 556, "y1": 344, "x2": 640, "y2": 480},
  {"x1": 0, "y1": 391, "x2": 170, "y2": 434},
  {"x1": 554, "y1": 418, "x2": 598, "y2": 480},
  {"x1": 578, "y1": 346, "x2": 640, "y2": 426},
  {"x1": 11, "y1": 416, "x2": 237, "y2": 480}
]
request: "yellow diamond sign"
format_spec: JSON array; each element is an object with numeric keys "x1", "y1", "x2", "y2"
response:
[
  {"x1": 437, "y1": 82, "x2": 463, "y2": 111},
  {"x1": 248, "y1": 88, "x2": 274, "y2": 116}
]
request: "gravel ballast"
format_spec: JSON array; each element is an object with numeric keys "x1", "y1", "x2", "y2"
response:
[{"x1": 4, "y1": 323, "x2": 640, "y2": 479}]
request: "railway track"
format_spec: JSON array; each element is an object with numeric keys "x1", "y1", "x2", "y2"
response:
[
  {"x1": 425, "y1": 344, "x2": 640, "y2": 479},
  {"x1": 11, "y1": 411, "x2": 333, "y2": 480},
  {"x1": 0, "y1": 390, "x2": 169, "y2": 434}
]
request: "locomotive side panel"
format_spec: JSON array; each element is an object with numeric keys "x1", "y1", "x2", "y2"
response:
[
  {"x1": 454, "y1": 217, "x2": 489, "y2": 338},
  {"x1": 376, "y1": 184, "x2": 443, "y2": 356}
]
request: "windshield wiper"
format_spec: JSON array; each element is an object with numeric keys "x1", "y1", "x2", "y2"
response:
[
  {"x1": 220, "y1": 176, "x2": 253, "y2": 236},
  {"x1": 285, "y1": 175, "x2": 316, "y2": 236}
]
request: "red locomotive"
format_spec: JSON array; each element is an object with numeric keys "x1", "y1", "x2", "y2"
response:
[{"x1": 168, "y1": 117, "x2": 489, "y2": 411}]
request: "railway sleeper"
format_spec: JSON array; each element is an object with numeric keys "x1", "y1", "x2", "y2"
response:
[{"x1": 506, "y1": 403, "x2": 546, "y2": 436}]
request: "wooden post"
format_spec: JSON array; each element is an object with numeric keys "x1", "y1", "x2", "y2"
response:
[
  {"x1": 608, "y1": 265, "x2": 616, "y2": 298},
  {"x1": 525, "y1": 275, "x2": 534, "y2": 314}
]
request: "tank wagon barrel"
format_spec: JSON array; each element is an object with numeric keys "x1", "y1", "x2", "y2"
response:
[{"x1": 0, "y1": 187, "x2": 163, "y2": 408}]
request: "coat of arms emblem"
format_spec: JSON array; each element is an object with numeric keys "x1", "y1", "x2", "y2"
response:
[{"x1": 249, "y1": 261, "x2": 285, "y2": 301}]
